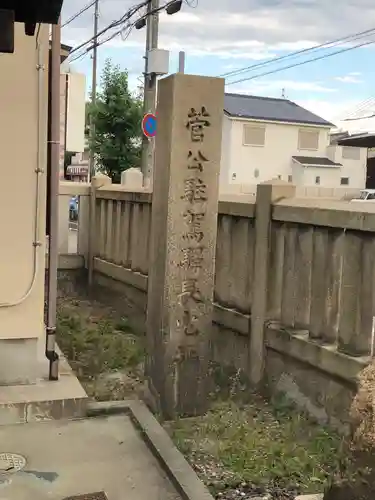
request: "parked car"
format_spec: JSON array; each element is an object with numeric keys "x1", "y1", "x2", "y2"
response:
[
  {"x1": 69, "y1": 196, "x2": 79, "y2": 220},
  {"x1": 351, "y1": 189, "x2": 375, "y2": 202}
]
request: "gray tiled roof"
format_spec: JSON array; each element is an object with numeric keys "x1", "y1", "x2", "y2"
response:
[
  {"x1": 292, "y1": 156, "x2": 342, "y2": 166},
  {"x1": 224, "y1": 93, "x2": 334, "y2": 127}
]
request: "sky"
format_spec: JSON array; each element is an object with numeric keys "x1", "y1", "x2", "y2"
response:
[{"x1": 60, "y1": 0, "x2": 375, "y2": 125}]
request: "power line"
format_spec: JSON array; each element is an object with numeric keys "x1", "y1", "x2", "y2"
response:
[
  {"x1": 62, "y1": 0, "x2": 97, "y2": 28},
  {"x1": 68, "y1": 0, "x2": 182, "y2": 62},
  {"x1": 68, "y1": 15, "x2": 140, "y2": 63},
  {"x1": 68, "y1": 18, "x2": 136, "y2": 63},
  {"x1": 220, "y1": 26, "x2": 375, "y2": 80},
  {"x1": 68, "y1": 0, "x2": 149, "y2": 57},
  {"x1": 226, "y1": 38, "x2": 375, "y2": 86}
]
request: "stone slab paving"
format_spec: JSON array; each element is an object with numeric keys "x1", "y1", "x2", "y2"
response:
[{"x1": 0, "y1": 414, "x2": 181, "y2": 500}]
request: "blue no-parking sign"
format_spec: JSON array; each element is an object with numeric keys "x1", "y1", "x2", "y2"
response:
[{"x1": 142, "y1": 113, "x2": 157, "y2": 138}]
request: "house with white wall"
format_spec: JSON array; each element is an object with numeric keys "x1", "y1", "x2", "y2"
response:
[{"x1": 220, "y1": 93, "x2": 367, "y2": 193}]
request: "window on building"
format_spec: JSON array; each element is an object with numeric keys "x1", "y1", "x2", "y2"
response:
[
  {"x1": 298, "y1": 129, "x2": 319, "y2": 150},
  {"x1": 315, "y1": 176, "x2": 320, "y2": 185},
  {"x1": 243, "y1": 125, "x2": 266, "y2": 146},
  {"x1": 342, "y1": 146, "x2": 360, "y2": 160},
  {"x1": 288, "y1": 175, "x2": 293, "y2": 183},
  {"x1": 340, "y1": 177, "x2": 349, "y2": 185}
]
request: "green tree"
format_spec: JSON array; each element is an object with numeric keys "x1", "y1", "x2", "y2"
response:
[{"x1": 88, "y1": 59, "x2": 143, "y2": 182}]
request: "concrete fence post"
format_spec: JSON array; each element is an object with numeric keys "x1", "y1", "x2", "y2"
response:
[
  {"x1": 77, "y1": 192, "x2": 90, "y2": 264},
  {"x1": 57, "y1": 193, "x2": 71, "y2": 254},
  {"x1": 146, "y1": 73, "x2": 224, "y2": 419},
  {"x1": 88, "y1": 173, "x2": 112, "y2": 287},
  {"x1": 249, "y1": 179, "x2": 296, "y2": 386},
  {"x1": 121, "y1": 167, "x2": 143, "y2": 189}
]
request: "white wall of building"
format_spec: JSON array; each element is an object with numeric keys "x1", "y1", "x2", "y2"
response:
[
  {"x1": 300, "y1": 166, "x2": 340, "y2": 187},
  {"x1": 220, "y1": 114, "x2": 232, "y2": 186},
  {"x1": 225, "y1": 117, "x2": 330, "y2": 185},
  {"x1": 220, "y1": 116, "x2": 367, "y2": 191},
  {"x1": 326, "y1": 144, "x2": 367, "y2": 188}
]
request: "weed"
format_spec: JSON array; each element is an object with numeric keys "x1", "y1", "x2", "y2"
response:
[
  {"x1": 56, "y1": 298, "x2": 145, "y2": 400},
  {"x1": 167, "y1": 398, "x2": 355, "y2": 496}
]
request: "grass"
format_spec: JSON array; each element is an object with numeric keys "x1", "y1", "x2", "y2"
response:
[
  {"x1": 56, "y1": 293, "x2": 360, "y2": 497},
  {"x1": 56, "y1": 296, "x2": 145, "y2": 400},
  {"x1": 166, "y1": 396, "x2": 356, "y2": 497}
]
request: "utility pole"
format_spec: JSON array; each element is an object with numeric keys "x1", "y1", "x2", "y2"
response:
[
  {"x1": 89, "y1": 0, "x2": 99, "y2": 182},
  {"x1": 141, "y1": 0, "x2": 159, "y2": 185}
]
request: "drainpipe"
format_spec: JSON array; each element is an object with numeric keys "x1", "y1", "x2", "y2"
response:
[{"x1": 46, "y1": 19, "x2": 61, "y2": 381}]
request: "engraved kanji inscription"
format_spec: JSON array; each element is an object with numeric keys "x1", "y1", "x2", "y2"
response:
[
  {"x1": 186, "y1": 106, "x2": 211, "y2": 142},
  {"x1": 182, "y1": 209, "x2": 205, "y2": 243},
  {"x1": 180, "y1": 246, "x2": 204, "y2": 270},
  {"x1": 183, "y1": 209, "x2": 205, "y2": 228},
  {"x1": 174, "y1": 345, "x2": 199, "y2": 361},
  {"x1": 182, "y1": 308, "x2": 199, "y2": 335},
  {"x1": 181, "y1": 278, "x2": 203, "y2": 302},
  {"x1": 187, "y1": 150, "x2": 208, "y2": 172},
  {"x1": 181, "y1": 178, "x2": 207, "y2": 203}
]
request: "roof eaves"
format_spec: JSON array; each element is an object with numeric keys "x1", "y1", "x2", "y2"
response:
[
  {"x1": 226, "y1": 112, "x2": 333, "y2": 127},
  {"x1": 303, "y1": 163, "x2": 342, "y2": 167},
  {"x1": 291, "y1": 157, "x2": 303, "y2": 166}
]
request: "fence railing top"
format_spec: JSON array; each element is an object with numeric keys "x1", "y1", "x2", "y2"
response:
[
  {"x1": 218, "y1": 196, "x2": 256, "y2": 218},
  {"x1": 273, "y1": 197, "x2": 375, "y2": 231},
  {"x1": 59, "y1": 181, "x2": 90, "y2": 196},
  {"x1": 96, "y1": 188, "x2": 152, "y2": 203}
]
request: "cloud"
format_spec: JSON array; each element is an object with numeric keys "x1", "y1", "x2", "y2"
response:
[
  {"x1": 61, "y1": 0, "x2": 375, "y2": 61},
  {"x1": 296, "y1": 98, "x2": 361, "y2": 123},
  {"x1": 335, "y1": 72, "x2": 363, "y2": 83}
]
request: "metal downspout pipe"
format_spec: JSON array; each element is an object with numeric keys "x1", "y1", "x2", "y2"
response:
[{"x1": 45, "y1": 19, "x2": 61, "y2": 381}]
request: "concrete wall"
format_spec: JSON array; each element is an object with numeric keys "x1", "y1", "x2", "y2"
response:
[
  {"x1": 0, "y1": 24, "x2": 49, "y2": 384},
  {"x1": 219, "y1": 181, "x2": 361, "y2": 200},
  {"x1": 58, "y1": 180, "x2": 375, "y2": 430},
  {"x1": 65, "y1": 72, "x2": 86, "y2": 153}
]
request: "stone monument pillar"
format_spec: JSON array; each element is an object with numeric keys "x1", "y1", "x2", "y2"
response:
[{"x1": 146, "y1": 73, "x2": 224, "y2": 419}]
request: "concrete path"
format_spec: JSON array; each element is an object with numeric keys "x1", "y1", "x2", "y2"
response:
[{"x1": 0, "y1": 414, "x2": 181, "y2": 500}]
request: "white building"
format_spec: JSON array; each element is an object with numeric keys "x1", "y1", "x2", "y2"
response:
[{"x1": 220, "y1": 93, "x2": 367, "y2": 193}]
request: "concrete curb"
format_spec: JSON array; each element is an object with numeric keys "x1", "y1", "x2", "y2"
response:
[
  {"x1": 295, "y1": 495, "x2": 323, "y2": 500},
  {"x1": 86, "y1": 400, "x2": 214, "y2": 500}
]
